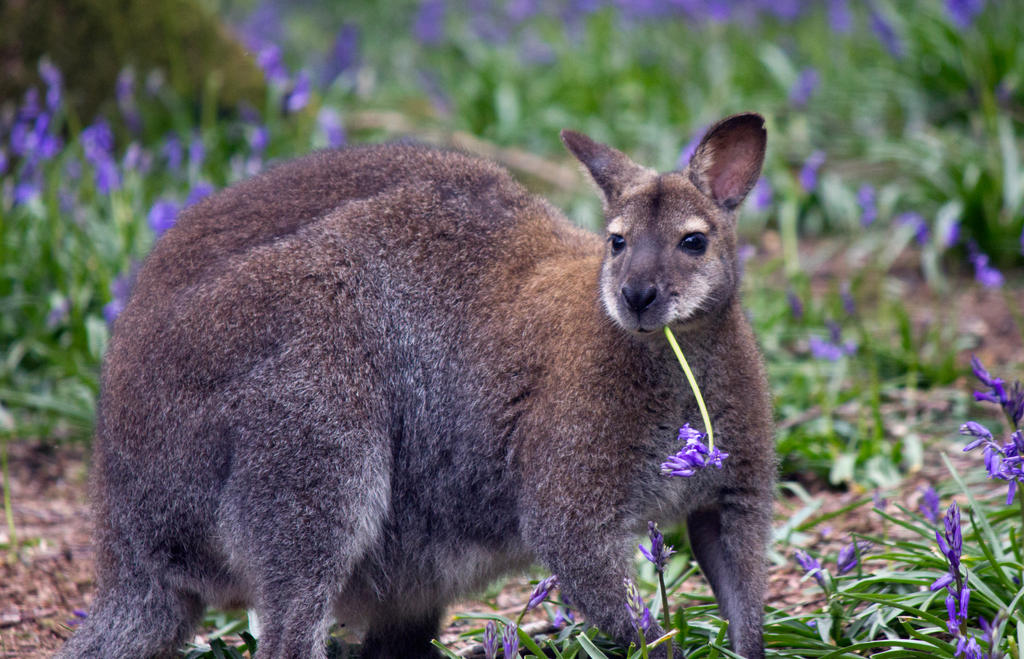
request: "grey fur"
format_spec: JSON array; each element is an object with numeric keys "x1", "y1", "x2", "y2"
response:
[{"x1": 58, "y1": 113, "x2": 774, "y2": 659}]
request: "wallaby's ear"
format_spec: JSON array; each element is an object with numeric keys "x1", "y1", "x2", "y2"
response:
[
  {"x1": 686, "y1": 113, "x2": 767, "y2": 211},
  {"x1": 561, "y1": 129, "x2": 650, "y2": 207}
]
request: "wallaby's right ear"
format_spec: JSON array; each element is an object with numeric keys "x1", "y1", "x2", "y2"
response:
[
  {"x1": 561, "y1": 130, "x2": 650, "y2": 207},
  {"x1": 686, "y1": 113, "x2": 767, "y2": 211}
]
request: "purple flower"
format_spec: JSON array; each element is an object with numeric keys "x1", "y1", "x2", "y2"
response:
[
  {"x1": 248, "y1": 125, "x2": 269, "y2": 154},
  {"x1": 553, "y1": 606, "x2": 575, "y2": 628},
  {"x1": 104, "y1": 271, "x2": 134, "y2": 324},
  {"x1": 414, "y1": 0, "x2": 446, "y2": 45},
  {"x1": 828, "y1": 0, "x2": 853, "y2": 33},
  {"x1": 162, "y1": 134, "x2": 184, "y2": 170},
  {"x1": 285, "y1": 70, "x2": 312, "y2": 114},
  {"x1": 809, "y1": 322, "x2": 856, "y2": 361},
  {"x1": 323, "y1": 24, "x2": 359, "y2": 86},
  {"x1": 752, "y1": 177, "x2": 773, "y2": 211},
  {"x1": 317, "y1": 107, "x2": 346, "y2": 148},
  {"x1": 799, "y1": 150, "x2": 825, "y2": 192},
  {"x1": 946, "y1": 0, "x2": 985, "y2": 29},
  {"x1": 185, "y1": 182, "x2": 215, "y2": 207},
  {"x1": 970, "y1": 250, "x2": 1003, "y2": 288},
  {"x1": 122, "y1": 142, "x2": 152, "y2": 174},
  {"x1": 624, "y1": 578, "x2": 652, "y2": 633},
  {"x1": 188, "y1": 135, "x2": 205, "y2": 170},
  {"x1": 789, "y1": 68, "x2": 819, "y2": 107},
  {"x1": 945, "y1": 220, "x2": 961, "y2": 249},
  {"x1": 148, "y1": 199, "x2": 180, "y2": 236},
  {"x1": 795, "y1": 549, "x2": 826, "y2": 587},
  {"x1": 38, "y1": 57, "x2": 62, "y2": 111},
  {"x1": 840, "y1": 281, "x2": 856, "y2": 316},
  {"x1": 869, "y1": 5, "x2": 904, "y2": 58},
  {"x1": 837, "y1": 539, "x2": 871, "y2": 575},
  {"x1": 787, "y1": 289, "x2": 804, "y2": 320},
  {"x1": 639, "y1": 521, "x2": 675, "y2": 572},
  {"x1": 895, "y1": 212, "x2": 929, "y2": 245},
  {"x1": 677, "y1": 125, "x2": 707, "y2": 169},
  {"x1": 483, "y1": 620, "x2": 498, "y2": 659},
  {"x1": 970, "y1": 355, "x2": 1024, "y2": 427},
  {"x1": 0, "y1": 148, "x2": 8, "y2": 177},
  {"x1": 501, "y1": 622, "x2": 520, "y2": 658},
  {"x1": 525, "y1": 575, "x2": 558, "y2": 611},
  {"x1": 257, "y1": 44, "x2": 289, "y2": 85},
  {"x1": 661, "y1": 424, "x2": 728, "y2": 477},
  {"x1": 920, "y1": 486, "x2": 940, "y2": 523},
  {"x1": 857, "y1": 185, "x2": 876, "y2": 226}
]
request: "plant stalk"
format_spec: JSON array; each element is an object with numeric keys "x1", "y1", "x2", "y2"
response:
[{"x1": 663, "y1": 326, "x2": 714, "y2": 449}]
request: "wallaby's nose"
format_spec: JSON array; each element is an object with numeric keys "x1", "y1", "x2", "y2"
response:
[{"x1": 621, "y1": 284, "x2": 658, "y2": 314}]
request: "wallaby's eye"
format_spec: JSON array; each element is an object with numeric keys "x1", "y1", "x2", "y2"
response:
[
  {"x1": 609, "y1": 234, "x2": 626, "y2": 255},
  {"x1": 680, "y1": 232, "x2": 708, "y2": 255}
]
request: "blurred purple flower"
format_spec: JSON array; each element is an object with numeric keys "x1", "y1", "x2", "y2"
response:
[
  {"x1": 185, "y1": 182, "x2": 215, "y2": 207},
  {"x1": 920, "y1": 486, "x2": 940, "y2": 523},
  {"x1": 896, "y1": 212, "x2": 929, "y2": 245},
  {"x1": 969, "y1": 249, "x2": 1003, "y2": 289},
  {"x1": 317, "y1": 107, "x2": 346, "y2": 148},
  {"x1": 752, "y1": 177, "x2": 773, "y2": 211},
  {"x1": 553, "y1": 605, "x2": 575, "y2": 627},
  {"x1": 117, "y1": 67, "x2": 141, "y2": 133},
  {"x1": 0, "y1": 148, "x2": 8, "y2": 176},
  {"x1": 501, "y1": 621, "x2": 520, "y2": 658},
  {"x1": 789, "y1": 68, "x2": 819, "y2": 107},
  {"x1": 526, "y1": 575, "x2": 559, "y2": 611},
  {"x1": 944, "y1": 220, "x2": 961, "y2": 248},
  {"x1": 414, "y1": 0, "x2": 446, "y2": 45},
  {"x1": 14, "y1": 181, "x2": 40, "y2": 205},
  {"x1": 38, "y1": 57, "x2": 62, "y2": 111},
  {"x1": 677, "y1": 125, "x2": 707, "y2": 169},
  {"x1": 946, "y1": 0, "x2": 985, "y2": 29},
  {"x1": 148, "y1": 198, "x2": 180, "y2": 236},
  {"x1": 828, "y1": 0, "x2": 853, "y2": 33},
  {"x1": 188, "y1": 135, "x2": 205, "y2": 170},
  {"x1": 257, "y1": 44, "x2": 289, "y2": 85},
  {"x1": 858, "y1": 185, "x2": 876, "y2": 226},
  {"x1": 840, "y1": 281, "x2": 856, "y2": 316},
  {"x1": 81, "y1": 119, "x2": 114, "y2": 159},
  {"x1": 869, "y1": 5, "x2": 904, "y2": 58},
  {"x1": 639, "y1": 521, "x2": 675, "y2": 572},
  {"x1": 507, "y1": 0, "x2": 539, "y2": 22},
  {"x1": 248, "y1": 125, "x2": 269, "y2": 154},
  {"x1": 123, "y1": 142, "x2": 152, "y2": 174},
  {"x1": 809, "y1": 322, "x2": 856, "y2": 361},
  {"x1": 162, "y1": 134, "x2": 183, "y2": 170},
  {"x1": 795, "y1": 549, "x2": 826, "y2": 587},
  {"x1": 799, "y1": 150, "x2": 825, "y2": 192},
  {"x1": 47, "y1": 297, "x2": 70, "y2": 328},
  {"x1": 93, "y1": 159, "x2": 120, "y2": 194},
  {"x1": 323, "y1": 24, "x2": 360, "y2": 86},
  {"x1": 787, "y1": 289, "x2": 804, "y2": 321},
  {"x1": 873, "y1": 490, "x2": 888, "y2": 511},
  {"x1": 104, "y1": 271, "x2": 133, "y2": 324},
  {"x1": 285, "y1": 70, "x2": 312, "y2": 114},
  {"x1": 483, "y1": 620, "x2": 498, "y2": 659}
]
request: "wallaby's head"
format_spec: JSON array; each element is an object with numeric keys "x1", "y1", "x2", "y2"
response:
[{"x1": 562, "y1": 113, "x2": 766, "y2": 335}]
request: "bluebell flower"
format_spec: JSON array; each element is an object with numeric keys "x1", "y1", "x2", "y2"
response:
[
  {"x1": 38, "y1": 57, "x2": 62, "y2": 111},
  {"x1": 857, "y1": 185, "x2": 876, "y2": 226},
  {"x1": 248, "y1": 125, "x2": 269, "y2": 154},
  {"x1": 483, "y1": 620, "x2": 498, "y2": 659},
  {"x1": 322, "y1": 24, "x2": 359, "y2": 86},
  {"x1": 122, "y1": 143, "x2": 152, "y2": 174},
  {"x1": 836, "y1": 538, "x2": 871, "y2": 575},
  {"x1": 624, "y1": 578, "x2": 652, "y2": 633},
  {"x1": 317, "y1": 107, "x2": 346, "y2": 148},
  {"x1": 944, "y1": 220, "x2": 961, "y2": 249},
  {"x1": 117, "y1": 67, "x2": 141, "y2": 133},
  {"x1": 414, "y1": 0, "x2": 446, "y2": 45},
  {"x1": 840, "y1": 281, "x2": 856, "y2": 316},
  {"x1": 895, "y1": 212, "x2": 929, "y2": 245},
  {"x1": 794, "y1": 549, "x2": 826, "y2": 587},
  {"x1": 809, "y1": 322, "x2": 856, "y2": 361},
  {"x1": 828, "y1": 0, "x2": 852, "y2": 33},
  {"x1": 787, "y1": 289, "x2": 804, "y2": 321},
  {"x1": 639, "y1": 521, "x2": 675, "y2": 572},
  {"x1": 185, "y1": 182, "x2": 215, "y2": 208},
  {"x1": 257, "y1": 44, "x2": 290, "y2": 85},
  {"x1": 661, "y1": 424, "x2": 728, "y2": 477},
  {"x1": 799, "y1": 150, "x2": 825, "y2": 192},
  {"x1": 553, "y1": 605, "x2": 574, "y2": 628},
  {"x1": 148, "y1": 199, "x2": 180, "y2": 236},
  {"x1": 525, "y1": 575, "x2": 558, "y2": 611},
  {"x1": 162, "y1": 134, "x2": 184, "y2": 170},
  {"x1": 188, "y1": 135, "x2": 205, "y2": 171},
  {"x1": 0, "y1": 148, "x2": 8, "y2": 176},
  {"x1": 501, "y1": 621, "x2": 520, "y2": 658},
  {"x1": 869, "y1": 4, "x2": 904, "y2": 57},
  {"x1": 752, "y1": 177, "x2": 773, "y2": 211},
  {"x1": 920, "y1": 486, "x2": 940, "y2": 523},
  {"x1": 969, "y1": 249, "x2": 1003, "y2": 288},
  {"x1": 946, "y1": 0, "x2": 985, "y2": 29},
  {"x1": 789, "y1": 68, "x2": 819, "y2": 107},
  {"x1": 104, "y1": 271, "x2": 134, "y2": 324},
  {"x1": 285, "y1": 70, "x2": 312, "y2": 114}
]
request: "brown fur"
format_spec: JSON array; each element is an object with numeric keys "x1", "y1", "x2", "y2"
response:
[{"x1": 58, "y1": 114, "x2": 774, "y2": 659}]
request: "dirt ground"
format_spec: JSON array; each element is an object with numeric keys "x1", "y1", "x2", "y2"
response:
[{"x1": 2, "y1": 251, "x2": 1021, "y2": 657}]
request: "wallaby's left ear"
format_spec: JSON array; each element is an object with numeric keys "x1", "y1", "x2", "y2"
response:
[
  {"x1": 561, "y1": 129, "x2": 651, "y2": 208},
  {"x1": 687, "y1": 113, "x2": 767, "y2": 211}
]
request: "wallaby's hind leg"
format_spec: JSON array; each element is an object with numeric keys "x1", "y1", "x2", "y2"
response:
[
  {"x1": 55, "y1": 576, "x2": 203, "y2": 659},
  {"x1": 225, "y1": 422, "x2": 391, "y2": 659}
]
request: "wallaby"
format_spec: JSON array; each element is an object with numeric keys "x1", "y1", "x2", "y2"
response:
[{"x1": 58, "y1": 113, "x2": 775, "y2": 659}]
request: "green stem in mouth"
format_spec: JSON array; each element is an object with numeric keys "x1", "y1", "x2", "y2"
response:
[{"x1": 663, "y1": 326, "x2": 714, "y2": 449}]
